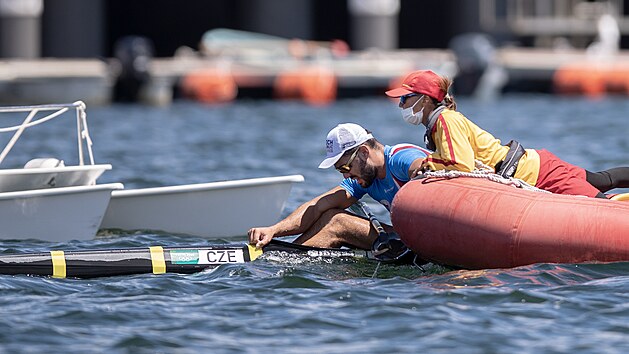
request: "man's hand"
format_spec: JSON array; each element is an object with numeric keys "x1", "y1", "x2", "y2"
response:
[
  {"x1": 410, "y1": 168, "x2": 423, "y2": 179},
  {"x1": 411, "y1": 166, "x2": 429, "y2": 179},
  {"x1": 248, "y1": 227, "x2": 275, "y2": 249},
  {"x1": 408, "y1": 157, "x2": 427, "y2": 179}
]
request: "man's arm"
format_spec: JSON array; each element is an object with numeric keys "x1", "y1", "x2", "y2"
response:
[
  {"x1": 409, "y1": 157, "x2": 426, "y2": 179},
  {"x1": 248, "y1": 186, "x2": 357, "y2": 248}
]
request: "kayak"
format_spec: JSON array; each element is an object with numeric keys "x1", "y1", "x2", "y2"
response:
[{"x1": 0, "y1": 240, "x2": 376, "y2": 279}]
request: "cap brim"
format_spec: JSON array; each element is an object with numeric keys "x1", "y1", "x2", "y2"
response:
[
  {"x1": 318, "y1": 154, "x2": 343, "y2": 169},
  {"x1": 385, "y1": 87, "x2": 414, "y2": 97}
]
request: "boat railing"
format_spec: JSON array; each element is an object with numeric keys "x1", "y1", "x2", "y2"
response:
[{"x1": 0, "y1": 101, "x2": 95, "y2": 167}]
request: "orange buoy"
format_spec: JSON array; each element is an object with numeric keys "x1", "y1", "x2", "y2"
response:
[
  {"x1": 180, "y1": 69, "x2": 237, "y2": 104},
  {"x1": 273, "y1": 71, "x2": 302, "y2": 100},
  {"x1": 604, "y1": 63, "x2": 629, "y2": 94},
  {"x1": 273, "y1": 66, "x2": 337, "y2": 106},
  {"x1": 553, "y1": 63, "x2": 606, "y2": 98},
  {"x1": 552, "y1": 62, "x2": 629, "y2": 98},
  {"x1": 391, "y1": 177, "x2": 629, "y2": 269}
]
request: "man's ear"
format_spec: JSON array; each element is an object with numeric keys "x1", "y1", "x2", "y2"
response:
[{"x1": 359, "y1": 145, "x2": 369, "y2": 159}]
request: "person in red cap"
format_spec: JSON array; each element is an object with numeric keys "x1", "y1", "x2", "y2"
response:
[
  {"x1": 248, "y1": 123, "x2": 429, "y2": 251},
  {"x1": 385, "y1": 70, "x2": 629, "y2": 198}
]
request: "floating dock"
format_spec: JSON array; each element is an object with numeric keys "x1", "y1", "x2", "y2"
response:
[
  {"x1": 496, "y1": 47, "x2": 629, "y2": 97},
  {"x1": 140, "y1": 48, "x2": 458, "y2": 105},
  {"x1": 2, "y1": 47, "x2": 629, "y2": 106},
  {"x1": 0, "y1": 59, "x2": 113, "y2": 106}
]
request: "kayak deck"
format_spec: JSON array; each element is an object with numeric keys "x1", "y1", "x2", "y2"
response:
[{"x1": 0, "y1": 240, "x2": 375, "y2": 279}]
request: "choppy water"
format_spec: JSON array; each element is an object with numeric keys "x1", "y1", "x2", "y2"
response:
[{"x1": 0, "y1": 95, "x2": 628, "y2": 353}]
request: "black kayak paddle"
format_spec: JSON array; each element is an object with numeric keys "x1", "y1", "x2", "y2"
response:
[{"x1": 355, "y1": 201, "x2": 411, "y2": 263}]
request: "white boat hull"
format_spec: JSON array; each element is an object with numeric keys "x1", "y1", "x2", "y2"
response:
[
  {"x1": 0, "y1": 164, "x2": 112, "y2": 192},
  {"x1": 99, "y1": 175, "x2": 304, "y2": 238},
  {"x1": 0, "y1": 183, "x2": 123, "y2": 241}
]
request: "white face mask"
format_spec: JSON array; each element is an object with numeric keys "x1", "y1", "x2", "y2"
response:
[{"x1": 401, "y1": 95, "x2": 424, "y2": 125}]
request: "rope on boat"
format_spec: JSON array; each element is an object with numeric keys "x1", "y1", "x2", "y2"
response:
[
  {"x1": 0, "y1": 101, "x2": 96, "y2": 167},
  {"x1": 421, "y1": 160, "x2": 550, "y2": 193},
  {"x1": 0, "y1": 108, "x2": 69, "y2": 133}
]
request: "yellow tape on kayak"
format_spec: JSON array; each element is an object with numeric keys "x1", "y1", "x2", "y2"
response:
[
  {"x1": 50, "y1": 250, "x2": 66, "y2": 279},
  {"x1": 247, "y1": 244, "x2": 263, "y2": 261},
  {"x1": 611, "y1": 192, "x2": 629, "y2": 202},
  {"x1": 149, "y1": 246, "x2": 166, "y2": 274}
]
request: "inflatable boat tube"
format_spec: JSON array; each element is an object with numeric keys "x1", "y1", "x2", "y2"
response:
[{"x1": 391, "y1": 177, "x2": 629, "y2": 269}]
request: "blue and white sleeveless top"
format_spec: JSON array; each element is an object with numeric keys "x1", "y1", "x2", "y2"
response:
[{"x1": 340, "y1": 144, "x2": 430, "y2": 211}]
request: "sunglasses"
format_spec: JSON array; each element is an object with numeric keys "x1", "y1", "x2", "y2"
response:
[
  {"x1": 399, "y1": 93, "x2": 418, "y2": 105},
  {"x1": 335, "y1": 147, "x2": 360, "y2": 174}
]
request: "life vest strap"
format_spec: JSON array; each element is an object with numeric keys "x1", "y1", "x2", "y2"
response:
[{"x1": 495, "y1": 140, "x2": 525, "y2": 178}]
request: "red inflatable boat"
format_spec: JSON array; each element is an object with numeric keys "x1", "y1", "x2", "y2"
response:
[{"x1": 391, "y1": 177, "x2": 629, "y2": 269}]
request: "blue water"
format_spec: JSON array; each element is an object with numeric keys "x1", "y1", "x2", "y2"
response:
[{"x1": 0, "y1": 95, "x2": 628, "y2": 353}]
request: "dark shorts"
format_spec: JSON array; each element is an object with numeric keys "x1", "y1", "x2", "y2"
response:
[{"x1": 535, "y1": 149, "x2": 600, "y2": 198}]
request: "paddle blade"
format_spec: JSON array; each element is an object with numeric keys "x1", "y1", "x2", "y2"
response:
[
  {"x1": 371, "y1": 234, "x2": 412, "y2": 263},
  {"x1": 247, "y1": 244, "x2": 264, "y2": 261}
]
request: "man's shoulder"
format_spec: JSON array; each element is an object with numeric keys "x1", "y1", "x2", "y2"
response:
[{"x1": 389, "y1": 143, "x2": 431, "y2": 157}]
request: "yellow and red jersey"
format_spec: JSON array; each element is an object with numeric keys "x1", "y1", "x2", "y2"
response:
[{"x1": 422, "y1": 109, "x2": 541, "y2": 185}]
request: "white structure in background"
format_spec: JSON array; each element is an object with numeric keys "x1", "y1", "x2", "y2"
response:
[
  {"x1": 0, "y1": 0, "x2": 43, "y2": 58},
  {"x1": 480, "y1": 0, "x2": 629, "y2": 48},
  {"x1": 348, "y1": 0, "x2": 400, "y2": 50},
  {"x1": 587, "y1": 14, "x2": 620, "y2": 60}
]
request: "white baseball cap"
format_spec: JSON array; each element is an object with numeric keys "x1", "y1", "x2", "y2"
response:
[{"x1": 318, "y1": 123, "x2": 374, "y2": 169}]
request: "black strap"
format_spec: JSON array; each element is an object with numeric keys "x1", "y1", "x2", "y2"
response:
[{"x1": 495, "y1": 140, "x2": 525, "y2": 178}]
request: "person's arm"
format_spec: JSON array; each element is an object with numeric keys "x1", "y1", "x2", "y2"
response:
[
  {"x1": 423, "y1": 115, "x2": 475, "y2": 172},
  {"x1": 248, "y1": 186, "x2": 357, "y2": 248},
  {"x1": 386, "y1": 144, "x2": 429, "y2": 180}
]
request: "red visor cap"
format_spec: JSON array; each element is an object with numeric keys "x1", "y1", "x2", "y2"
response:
[{"x1": 385, "y1": 70, "x2": 446, "y2": 101}]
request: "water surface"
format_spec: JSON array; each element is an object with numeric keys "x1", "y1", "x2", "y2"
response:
[{"x1": 0, "y1": 95, "x2": 627, "y2": 353}]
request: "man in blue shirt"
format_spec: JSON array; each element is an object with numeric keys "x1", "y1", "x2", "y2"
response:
[{"x1": 248, "y1": 123, "x2": 429, "y2": 250}]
